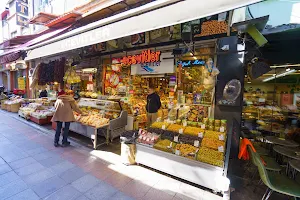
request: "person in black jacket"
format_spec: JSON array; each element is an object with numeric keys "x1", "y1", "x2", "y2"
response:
[{"x1": 146, "y1": 86, "x2": 161, "y2": 127}]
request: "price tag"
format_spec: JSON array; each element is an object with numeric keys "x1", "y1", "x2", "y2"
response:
[
  {"x1": 167, "y1": 142, "x2": 173, "y2": 149},
  {"x1": 198, "y1": 132, "x2": 203, "y2": 138},
  {"x1": 91, "y1": 134, "x2": 95, "y2": 140},
  {"x1": 174, "y1": 136, "x2": 179, "y2": 142},
  {"x1": 162, "y1": 125, "x2": 166, "y2": 130},
  {"x1": 201, "y1": 124, "x2": 206, "y2": 129},
  {"x1": 179, "y1": 129, "x2": 183, "y2": 134},
  {"x1": 220, "y1": 126, "x2": 225, "y2": 133},
  {"x1": 219, "y1": 134, "x2": 225, "y2": 141},
  {"x1": 218, "y1": 146, "x2": 224, "y2": 153},
  {"x1": 183, "y1": 121, "x2": 187, "y2": 127},
  {"x1": 194, "y1": 140, "x2": 200, "y2": 147},
  {"x1": 175, "y1": 149, "x2": 181, "y2": 155}
]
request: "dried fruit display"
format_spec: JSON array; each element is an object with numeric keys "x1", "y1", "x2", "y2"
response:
[
  {"x1": 201, "y1": 138, "x2": 225, "y2": 151},
  {"x1": 161, "y1": 130, "x2": 179, "y2": 141},
  {"x1": 151, "y1": 122, "x2": 170, "y2": 129},
  {"x1": 154, "y1": 139, "x2": 175, "y2": 153},
  {"x1": 179, "y1": 134, "x2": 201, "y2": 146},
  {"x1": 167, "y1": 124, "x2": 185, "y2": 133},
  {"x1": 184, "y1": 127, "x2": 204, "y2": 137},
  {"x1": 147, "y1": 128, "x2": 165, "y2": 135},
  {"x1": 78, "y1": 114, "x2": 109, "y2": 128},
  {"x1": 175, "y1": 144, "x2": 198, "y2": 159},
  {"x1": 204, "y1": 130, "x2": 226, "y2": 141},
  {"x1": 197, "y1": 147, "x2": 224, "y2": 167}
]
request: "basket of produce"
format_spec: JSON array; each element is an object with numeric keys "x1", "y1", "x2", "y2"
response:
[
  {"x1": 197, "y1": 147, "x2": 224, "y2": 167},
  {"x1": 179, "y1": 134, "x2": 202, "y2": 147},
  {"x1": 167, "y1": 124, "x2": 185, "y2": 133},
  {"x1": 204, "y1": 130, "x2": 226, "y2": 141},
  {"x1": 153, "y1": 139, "x2": 176, "y2": 153},
  {"x1": 201, "y1": 138, "x2": 225, "y2": 151},
  {"x1": 10, "y1": 103, "x2": 20, "y2": 113},
  {"x1": 183, "y1": 127, "x2": 205, "y2": 137},
  {"x1": 151, "y1": 122, "x2": 170, "y2": 129},
  {"x1": 174, "y1": 144, "x2": 198, "y2": 160}
]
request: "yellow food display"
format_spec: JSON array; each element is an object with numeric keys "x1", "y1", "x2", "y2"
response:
[
  {"x1": 77, "y1": 114, "x2": 109, "y2": 128},
  {"x1": 167, "y1": 124, "x2": 185, "y2": 133},
  {"x1": 201, "y1": 138, "x2": 225, "y2": 150},
  {"x1": 175, "y1": 144, "x2": 198, "y2": 159},
  {"x1": 184, "y1": 127, "x2": 205, "y2": 136},
  {"x1": 153, "y1": 139, "x2": 175, "y2": 153},
  {"x1": 204, "y1": 130, "x2": 226, "y2": 140},
  {"x1": 197, "y1": 147, "x2": 224, "y2": 167},
  {"x1": 151, "y1": 122, "x2": 169, "y2": 129}
]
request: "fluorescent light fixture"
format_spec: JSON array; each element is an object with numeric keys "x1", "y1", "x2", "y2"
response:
[
  {"x1": 193, "y1": 56, "x2": 197, "y2": 60},
  {"x1": 247, "y1": 81, "x2": 251, "y2": 84},
  {"x1": 270, "y1": 64, "x2": 300, "y2": 68},
  {"x1": 286, "y1": 68, "x2": 291, "y2": 72},
  {"x1": 263, "y1": 69, "x2": 296, "y2": 82}
]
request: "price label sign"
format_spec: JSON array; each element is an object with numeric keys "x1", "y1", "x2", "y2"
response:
[
  {"x1": 162, "y1": 125, "x2": 166, "y2": 130},
  {"x1": 201, "y1": 124, "x2": 206, "y2": 129},
  {"x1": 218, "y1": 146, "x2": 224, "y2": 153},
  {"x1": 219, "y1": 134, "x2": 225, "y2": 141},
  {"x1": 220, "y1": 126, "x2": 225, "y2": 133},
  {"x1": 175, "y1": 149, "x2": 181, "y2": 156},
  {"x1": 179, "y1": 129, "x2": 183, "y2": 134},
  {"x1": 174, "y1": 136, "x2": 179, "y2": 142},
  {"x1": 194, "y1": 140, "x2": 200, "y2": 147},
  {"x1": 183, "y1": 121, "x2": 187, "y2": 127},
  {"x1": 198, "y1": 132, "x2": 203, "y2": 138}
]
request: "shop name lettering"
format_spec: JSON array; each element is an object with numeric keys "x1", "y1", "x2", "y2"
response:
[
  {"x1": 178, "y1": 60, "x2": 205, "y2": 67},
  {"x1": 60, "y1": 27, "x2": 110, "y2": 50},
  {"x1": 121, "y1": 49, "x2": 161, "y2": 66}
]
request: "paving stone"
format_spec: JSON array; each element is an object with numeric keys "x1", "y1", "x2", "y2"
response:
[
  {"x1": 75, "y1": 195, "x2": 90, "y2": 200},
  {"x1": 38, "y1": 155, "x2": 64, "y2": 167},
  {"x1": 44, "y1": 185, "x2": 81, "y2": 200},
  {"x1": 0, "y1": 163, "x2": 12, "y2": 175},
  {"x1": 0, "y1": 171, "x2": 20, "y2": 187},
  {"x1": 31, "y1": 176, "x2": 67, "y2": 198},
  {"x1": 9, "y1": 157, "x2": 38, "y2": 170},
  {"x1": 25, "y1": 147, "x2": 48, "y2": 156},
  {"x1": 85, "y1": 181, "x2": 118, "y2": 200},
  {"x1": 110, "y1": 192, "x2": 135, "y2": 200},
  {"x1": 50, "y1": 160, "x2": 75, "y2": 175},
  {"x1": 31, "y1": 151, "x2": 57, "y2": 161},
  {"x1": 58, "y1": 166, "x2": 87, "y2": 184},
  {"x1": 5, "y1": 189, "x2": 40, "y2": 200},
  {"x1": 71, "y1": 174, "x2": 100, "y2": 193},
  {"x1": 0, "y1": 151, "x2": 29, "y2": 163},
  {"x1": 0, "y1": 179, "x2": 28, "y2": 200},
  {"x1": 22, "y1": 169, "x2": 55, "y2": 186},
  {"x1": 15, "y1": 162, "x2": 45, "y2": 177}
]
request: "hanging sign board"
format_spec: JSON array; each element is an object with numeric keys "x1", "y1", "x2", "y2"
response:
[
  {"x1": 16, "y1": 1, "x2": 29, "y2": 16},
  {"x1": 131, "y1": 52, "x2": 174, "y2": 75},
  {"x1": 177, "y1": 59, "x2": 206, "y2": 67},
  {"x1": 121, "y1": 49, "x2": 161, "y2": 66}
]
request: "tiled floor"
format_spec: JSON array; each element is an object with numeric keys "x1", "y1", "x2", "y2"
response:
[{"x1": 0, "y1": 111, "x2": 222, "y2": 200}]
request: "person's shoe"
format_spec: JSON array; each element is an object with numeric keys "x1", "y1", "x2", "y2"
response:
[
  {"x1": 61, "y1": 141, "x2": 70, "y2": 147},
  {"x1": 54, "y1": 142, "x2": 59, "y2": 147}
]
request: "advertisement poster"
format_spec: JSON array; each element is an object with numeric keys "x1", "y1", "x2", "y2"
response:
[
  {"x1": 293, "y1": 93, "x2": 300, "y2": 108},
  {"x1": 281, "y1": 94, "x2": 292, "y2": 106}
]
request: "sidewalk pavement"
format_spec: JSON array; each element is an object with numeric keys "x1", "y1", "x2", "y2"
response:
[{"x1": 0, "y1": 111, "x2": 222, "y2": 200}]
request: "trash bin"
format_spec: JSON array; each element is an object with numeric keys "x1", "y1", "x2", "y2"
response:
[{"x1": 120, "y1": 131, "x2": 137, "y2": 165}]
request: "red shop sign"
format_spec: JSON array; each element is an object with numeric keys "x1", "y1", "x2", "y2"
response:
[{"x1": 121, "y1": 49, "x2": 161, "y2": 66}]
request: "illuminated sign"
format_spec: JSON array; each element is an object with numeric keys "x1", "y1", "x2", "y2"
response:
[
  {"x1": 16, "y1": 0, "x2": 29, "y2": 27},
  {"x1": 121, "y1": 49, "x2": 161, "y2": 66},
  {"x1": 177, "y1": 59, "x2": 205, "y2": 67},
  {"x1": 16, "y1": 15, "x2": 28, "y2": 27}
]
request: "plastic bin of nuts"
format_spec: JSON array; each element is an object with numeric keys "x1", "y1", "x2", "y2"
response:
[
  {"x1": 201, "y1": 138, "x2": 225, "y2": 151},
  {"x1": 197, "y1": 147, "x2": 224, "y2": 167}
]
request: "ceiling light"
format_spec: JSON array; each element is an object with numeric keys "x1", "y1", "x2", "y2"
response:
[
  {"x1": 247, "y1": 81, "x2": 251, "y2": 84},
  {"x1": 263, "y1": 69, "x2": 296, "y2": 82},
  {"x1": 193, "y1": 56, "x2": 197, "y2": 60},
  {"x1": 286, "y1": 68, "x2": 291, "y2": 72}
]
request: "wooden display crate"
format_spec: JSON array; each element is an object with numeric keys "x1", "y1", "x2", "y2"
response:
[
  {"x1": 10, "y1": 103, "x2": 20, "y2": 113},
  {"x1": 1, "y1": 103, "x2": 7, "y2": 110},
  {"x1": 30, "y1": 116, "x2": 50, "y2": 125}
]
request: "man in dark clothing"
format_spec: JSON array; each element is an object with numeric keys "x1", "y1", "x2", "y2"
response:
[{"x1": 146, "y1": 86, "x2": 161, "y2": 127}]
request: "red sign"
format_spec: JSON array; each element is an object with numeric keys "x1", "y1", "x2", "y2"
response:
[{"x1": 121, "y1": 49, "x2": 161, "y2": 66}]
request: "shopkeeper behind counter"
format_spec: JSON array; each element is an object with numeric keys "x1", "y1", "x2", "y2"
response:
[{"x1": 146, "y1": 86, "x2": 161, "y2": 127}]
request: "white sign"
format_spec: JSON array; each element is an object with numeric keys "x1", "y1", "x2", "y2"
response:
[{"x1": 131, "y1": 52, "x2": 174, "y2": 75}]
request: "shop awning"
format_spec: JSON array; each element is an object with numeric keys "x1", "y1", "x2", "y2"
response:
[
  {"x1": 0, "y1": 26, "x2": 71, "y2": 64},
  {"x1": 25, "y1": 0, "x2": 262, "y2": 60}
]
